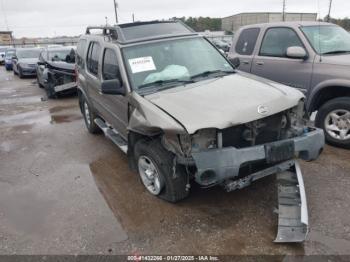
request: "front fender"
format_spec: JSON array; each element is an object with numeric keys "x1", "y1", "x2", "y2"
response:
[{"x1": 306, "y1": 79, "x2": 350, "y2": 112}]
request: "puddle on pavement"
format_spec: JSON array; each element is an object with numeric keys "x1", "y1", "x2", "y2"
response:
[
  {"x1": 90, "y1": 152, "x2": 305, "y2": 254},
  {"x1": 49, "y1": 104, "x2": 77, "y2": 114},
  {"x1": 50, "y1": 114, "x2": 83, "y2": 124}
]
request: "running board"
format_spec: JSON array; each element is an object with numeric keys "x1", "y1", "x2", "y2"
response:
[
  {"x1": 274, "y1": 162, "x2": 309, "y2": 243},
  {"x1": 94, "y1": 118, "x2": 128, "y2": 154}
]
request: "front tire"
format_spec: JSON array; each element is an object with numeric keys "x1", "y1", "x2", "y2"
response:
[
  {"x1": 18, "y1": 67, "x2": 24, "y2": 79},
  {"x1": 134, "y1": 139, "x2": 189, "y2": 203},
  {"x1": 315, "y1": 97, "x2": 350, "y2": 149},
  {"x1": 81, "y1": 96, "x2": 101, "y2": 134}
]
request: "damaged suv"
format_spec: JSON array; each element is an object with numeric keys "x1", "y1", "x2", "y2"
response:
[{"x1": 77, "y1": 21, "x2": 325, "y2": 242}]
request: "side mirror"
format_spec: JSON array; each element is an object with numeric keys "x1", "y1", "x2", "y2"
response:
[
  {"x1": 12, "y1": 56, "x2": 17, "y2": 60},
  {"x1": 229, "y1": 57, "x2": 240, "y2": 68},
  {"x1": 37, "y1": 61, "x2": 45, "y2": 66},
  {"x1": 286, "y1": 46, "x2": 307, "y2": 59},
  {"x1": 101, "y1": 79, "x2": 125, "y2": 95}
]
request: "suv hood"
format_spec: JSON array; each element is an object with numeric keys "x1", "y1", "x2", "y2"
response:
[
  {"x1": 18, "y1": 58, "x2": 39, "y2": 64},
  {"x1": 145, "y1": 72, "x2": 304, "y2": 134},
  {"x1": 321, "y1": 54, "x2": 350, "y2": 66}
]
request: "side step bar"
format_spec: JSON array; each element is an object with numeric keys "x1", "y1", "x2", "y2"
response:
[
  {"x1": 94, "y1": 118, "x2": 128, "y2": 154},
  {"x1": 274, "y1": 162, "x2": 309, "y2": 243}
]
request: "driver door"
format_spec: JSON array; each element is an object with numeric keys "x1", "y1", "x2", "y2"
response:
[{"x1": 251, "y1": 27, "x2": 313, "y2": 94}]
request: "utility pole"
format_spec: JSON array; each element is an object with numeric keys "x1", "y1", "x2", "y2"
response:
[
  {"x1": 113, "y1": 0, "x2": 118, "y2": 24},
  {"x1": 132, "y1": 13, "x2": 135, "y2": 22},
  {"x1": 327, "y1": 0, "x2": 333, "y2": 22},
  {"x1": 282, "y1": 0, "x2": 286, "y2": 22}
]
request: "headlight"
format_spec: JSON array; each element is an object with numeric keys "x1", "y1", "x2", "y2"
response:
[{"x1": 190, "y1": 129, "x2": 217, "y2": 153}]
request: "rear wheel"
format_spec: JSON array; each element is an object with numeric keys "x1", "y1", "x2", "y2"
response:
[
  {"x1": 134, "y1": 139, "x2": 189, "y2": 203},
  {"x1": 315, "y1": 97, "x2": 350, "y2": 149}
]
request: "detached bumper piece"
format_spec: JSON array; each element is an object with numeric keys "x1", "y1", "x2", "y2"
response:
[{"x1": 275, "y1": 162, "x2": 309, "y2": 243}]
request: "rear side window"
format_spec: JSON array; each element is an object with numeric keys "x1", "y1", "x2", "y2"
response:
[
  {"x1": 260, "y1": 27, "x2": 303, "y2": 57},
  {"x1": 235, "y1": 28, "x2": 260, "y2": 55},
  {"x1": 102, "y1": 48, "x2": 119, "y2": 80},
  {"x1": 77, "y1": 39, "x2": 87, "y2": 67},
  {"x1": 87, "y1": 42, "x2": 101, "y2": 76}
]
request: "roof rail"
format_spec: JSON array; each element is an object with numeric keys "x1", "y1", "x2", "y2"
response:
[{"x1": 85, "y1": 26, "x2": 118, "y2": 39}]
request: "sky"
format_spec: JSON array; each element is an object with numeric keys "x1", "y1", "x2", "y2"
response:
[{"x1": 0, "y1": 0, "x2": 349, "y2": 38}]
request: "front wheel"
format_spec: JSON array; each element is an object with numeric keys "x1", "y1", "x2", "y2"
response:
[
  {"x1": 81, "y1": 96, "x2": 101, "y2": 134},
  {"x1": 315, "y1": 97, "x2": 350, "y2": 149},
  {"x1": 134, "y1": 139, "x2": 189, "y2": 203}
]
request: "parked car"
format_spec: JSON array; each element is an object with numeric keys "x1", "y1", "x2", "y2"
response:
[
  {"x1": 37, "y1": 46, "x2": 77, "y2": 98},
  {"x1": 211, "y1": 39, "x2": 230, "y2": 52},
  {"x1": 12, "y1": 48, "x2": 43, "y2": 78},
  {"x1": 0, "y1": 46, "x2": 10, "y2": 65},
  {"x1": 4, "y1": 48, "x2": 16, "y2": 70},
  {"x1": 77, "y1": 21, "x2": 325, "y2": 242},
  {"x1": 228, "y1": 22, "x2": 350, "y2": 148}
]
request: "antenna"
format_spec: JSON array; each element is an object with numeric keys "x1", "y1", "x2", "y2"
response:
[
  {"x1": 327, "y1": 0, "x2": 333, "y2": 22},
  {"x1": 282, "y1": 0, "x2": 286, "y2": 22},
  {"x1": 113, "y1": 0, "x2": 118, "y2": 24}
]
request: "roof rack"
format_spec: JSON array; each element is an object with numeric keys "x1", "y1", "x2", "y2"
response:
[{"x1": 85, "y1": 26, "x2": 118, "y2": 39}]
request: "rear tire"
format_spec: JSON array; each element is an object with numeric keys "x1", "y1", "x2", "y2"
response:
[
  {"x1": 81, "y1": 96, "x2": 101, "y2": 134},
  {"x1": 315, "y1": 97, "x2": 350, "y2": 149},
  {"x1": 134, "y1": 139, "x2": 189, "y2": 203}
]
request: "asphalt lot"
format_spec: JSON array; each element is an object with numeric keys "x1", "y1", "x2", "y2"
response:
[{"x1": 0, "y1": 65, "x2": 350, "y2": 255}]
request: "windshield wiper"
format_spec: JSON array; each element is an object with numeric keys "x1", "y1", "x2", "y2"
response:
[
  {"x1": 190, "y1": 70, "x2": 234, "y2": 80},
  {"x1": 138, "y1": 79, "x2": 194, "y2": 90},
  {"x1": 322, "y1": 50, "x2": 350, "y2": 55}
]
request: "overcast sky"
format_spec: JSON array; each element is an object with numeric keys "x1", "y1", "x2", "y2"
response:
[{"x1": 0, "y1": 0, "x2": 348, "y2": 38}]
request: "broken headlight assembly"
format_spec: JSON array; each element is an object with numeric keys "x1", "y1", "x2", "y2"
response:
[
  {"x1": 284, "y1": 100, "x2": 308, "y2": 138},
  {"x1": 180, "y1": 129, "x2": 218, "y2": 154}
]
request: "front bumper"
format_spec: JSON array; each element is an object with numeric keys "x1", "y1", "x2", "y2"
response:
[
  {"x1": 21, "y1": 67, "x2": 37, "y2": 76},
  {"x1": 192, "y1": 128, "x2": 324, "y2": 186}
]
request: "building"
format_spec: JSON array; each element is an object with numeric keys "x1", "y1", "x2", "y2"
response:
[
  {"x1": 0, "y1": 31, "x2": 13, "y2": 45},
  {"x1": 222, "y1": 12, "x2": 317, "y2": 32}
]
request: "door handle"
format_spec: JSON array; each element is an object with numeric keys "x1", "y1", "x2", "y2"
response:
[
  {"x1": 256, "y1": 61, "x2": 264, "y2": 66},
  {"x1": 242, "y1": 60, "x2": 250, "y2": 65}
]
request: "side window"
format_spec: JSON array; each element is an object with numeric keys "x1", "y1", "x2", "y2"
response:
[
  {"x1": 260, "y1": 28, "x2": 303, "y2": 57},
  {"x1": 235, "y1": 28, "x2": 260, "y2": 55},
  {"x1": 102, "y1": 48, "x2": 120, "y2": 80},
  {"x1": 77, "y1": 39, "x2": 87, "y2": 67},
  {"x1": 87, "y1": 42, "x2": 101, "y2": 76}
]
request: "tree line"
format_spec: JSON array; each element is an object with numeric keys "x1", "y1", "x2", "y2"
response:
[{"x1": 172, "y1": 17, "x2": 222, "y2": 32}]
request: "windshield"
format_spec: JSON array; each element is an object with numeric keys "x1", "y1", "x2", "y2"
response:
[
  {"x1": 301, "y1": 25, "x2": 350, "y2": 55},
  {"x1": 122, "y1": 37, "x2": 234, "y2": 93},
  {"x1": 5, "y1": 50, "x2": 15, "y2": 58},
  {"x1": 17, "y1": 49, "x2": 42, "y2": 59},
  {"x1": 48, "y1": 49, "x2": 75, "y2": 62}
]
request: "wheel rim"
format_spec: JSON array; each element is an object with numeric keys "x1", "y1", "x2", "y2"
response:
[
  {"x1": 83, "y1": 102, "x2": 91, "y2": 126},
  {"x1": 324, "y1": 109, "x2": 350, "y2": 141},
  {"x1": 138, "y1": 156, "x2": 164, "y2": 195}
]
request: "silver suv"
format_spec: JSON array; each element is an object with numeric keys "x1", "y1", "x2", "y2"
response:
[
  {"x1": 228, "y1": 21, "x2": 350, "y2": 149},
  {"x1": 77, "y1": 21, "x2": 325, "y2": 242}
]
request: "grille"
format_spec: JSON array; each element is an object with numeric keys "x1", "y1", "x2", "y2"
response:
[{"x1": 222, "y1": 112, "x2": 285, "y2": 148}]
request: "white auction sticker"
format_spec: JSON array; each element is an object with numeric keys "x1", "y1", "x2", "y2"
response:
[{"x1": 128, "y1": 56, "x2": 156, "y2": 74}]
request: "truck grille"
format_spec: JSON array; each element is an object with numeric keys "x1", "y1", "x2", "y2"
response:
[{"x1": 222, "y1": 112, "x2": 285, "y2": 148}]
